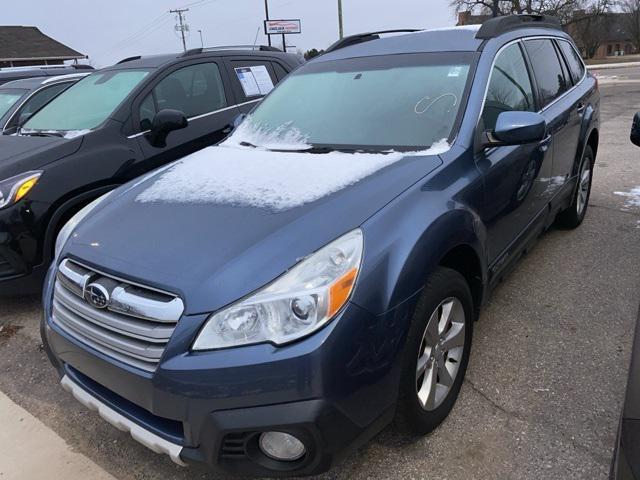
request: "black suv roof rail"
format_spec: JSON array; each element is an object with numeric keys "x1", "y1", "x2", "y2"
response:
[
  {"x1": 117, "y1": 55, "x2": 143, "y2": 65},
  {"x1": 181, "y1": 45, "x2": 282, "y2": 57},
  {"x1": 475, "y1": 14, "x2": 562, "y2": 40},
  {"x1": 325, "y1": 29, "x2": 422, "y2": 54}
]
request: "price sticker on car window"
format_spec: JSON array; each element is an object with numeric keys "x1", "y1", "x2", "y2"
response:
[{"x1": 235, "y1": 66, "x2": 275, "y2": 97}]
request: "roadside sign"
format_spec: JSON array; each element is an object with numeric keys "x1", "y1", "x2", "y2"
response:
[{"x1": 264, "y1": 19, "x2": 302, "y2": 35}]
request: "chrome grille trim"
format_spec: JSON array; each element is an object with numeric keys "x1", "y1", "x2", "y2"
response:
[{"x1": 52, "y1": 259, "x2": 184, "y2": 372}]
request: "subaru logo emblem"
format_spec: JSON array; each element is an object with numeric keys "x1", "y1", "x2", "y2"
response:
[{"x1": 84, "y1": 283, "x2": 109, "y2": 309}]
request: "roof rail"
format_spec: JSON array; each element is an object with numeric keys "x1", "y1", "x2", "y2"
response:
[
  {"x1": 181, "y1": 45, "x2": 282, "y2": 57},
  {"x1": 325, "y1": 29, "x2": 422, "y2": 54},
  {"x1": 117, "y1": 55, "x2": 142, "y2": 65},
  {"x1": 475, "y1": 14, "x2": 562, "y2": 40}
]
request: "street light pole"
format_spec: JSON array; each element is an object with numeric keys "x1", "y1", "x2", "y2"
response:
[
  {"x1": 338, "y1": 0, "x2": 344, "y2": 39},
  {"x1": 264, "y1": 0, "x2": 272, "y2": 47},
  {"x1": 198, "y1": 29, "x2": 204, "y2": 48}
]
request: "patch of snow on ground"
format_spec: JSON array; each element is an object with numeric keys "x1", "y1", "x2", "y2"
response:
[
  {"x1": 614, "y1": 186, "x2": 640, "y2": 209},
  {"x1": 137, "y1": 139, "x2": 451, "y2": 211}
]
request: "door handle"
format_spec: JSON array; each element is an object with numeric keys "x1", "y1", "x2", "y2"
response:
[
  {"x1": 539, "y1": 134, "x2": 552, "y2": 152},
  {"x1": 576, "y1": 103, "x2": 586, "y2": 114}
]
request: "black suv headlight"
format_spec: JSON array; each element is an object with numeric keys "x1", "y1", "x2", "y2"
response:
[{"x1": 0, "y1": 171, "x2": 42, "y2": 209}]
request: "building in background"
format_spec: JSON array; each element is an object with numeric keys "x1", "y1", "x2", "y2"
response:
[
  {"x1": 0, "y1": 26, "x2": 87, "y2": 68},
  {"x1": 456, "y1": 10, "x2": 638, "y2": 59}
]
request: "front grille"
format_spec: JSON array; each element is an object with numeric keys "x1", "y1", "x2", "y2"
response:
[
  {"x1": 220, "y1": 433, "x2": 250, "y2": 458},
  {"x1": 52, "y1": 259, "x2": 184, "y2": 372}
]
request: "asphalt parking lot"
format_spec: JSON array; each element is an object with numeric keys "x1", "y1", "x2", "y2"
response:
[{"x1": 1, "y1": 78, "x2": 639, "y2": 480}]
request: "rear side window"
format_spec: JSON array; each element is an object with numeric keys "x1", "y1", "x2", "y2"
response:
[
  {"x1": 139, "y1": 62, "x2": 227, "y2": 129},
  {"x1": 558, "y1": 40, "x2": 586, "y2": 85},
  {"x1": 525, "y1": 39, "x2": 570, "y2": 108},
  {"x1": 229, "y1": 60, "x2": 277, "y2": 101},
  {"x1": 482, "y1": 43, "x2": 535, "y2": 132}
]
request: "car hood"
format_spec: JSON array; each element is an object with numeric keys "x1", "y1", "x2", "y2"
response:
[
  {"x1": 64, "y1": 145, "x2": 444, "y2": 314},
  {"x1": 0, "y1": 135, "x2": 82, "y2": 178}
]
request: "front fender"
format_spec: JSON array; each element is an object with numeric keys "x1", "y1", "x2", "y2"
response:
[{"x1": 353, "y1": 151, "x2": 487, "y2": 316}]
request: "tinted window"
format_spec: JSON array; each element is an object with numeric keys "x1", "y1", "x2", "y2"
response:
[
  {"x1": 558, "y1": 40, "x2": 585, "y2": 85},
  {"x1": 146, "y1": 62, "x2": 226, "y2": 123},
  {"x1": 20, "y1": 83, "x2": 70, "y2": 117},
  {"x1": 24, "y1": 70, "x2": 149, "y2": 132},
  {"x1": 271, "y1": 62, "x2": 290, "y2": 81},
  {"x1": 482, "y1": 43, "x2": 535, "y2": 132},
  {"x1": 525, "y1": 39, "x2": 570, "y2": 107}
]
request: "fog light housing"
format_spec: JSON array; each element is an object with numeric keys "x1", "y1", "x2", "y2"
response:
[{"x1": 258, "y1": 432, "x2": 306, "y2": 462}]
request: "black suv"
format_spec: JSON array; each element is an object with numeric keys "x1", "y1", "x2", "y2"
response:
[{"x1": 0, "y1": 47, "x2": 302, "y2": 294}]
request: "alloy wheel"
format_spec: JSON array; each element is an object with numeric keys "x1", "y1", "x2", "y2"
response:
[
  {"x1": 415, "y1": 297, "x2": 466, "y2": 411},
  {"x1": 576, "y1": 158, "x2": 592, "y2": 217}
]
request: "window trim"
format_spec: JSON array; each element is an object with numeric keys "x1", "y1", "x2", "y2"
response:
[
  {"x1": 477, "y1": 35, "x2": 588, "y2": 134},
  {"x1": 2, "y1": 81, "x2": 74, "y2": 131},
  {"x1": 555, "y1": 38, "x2": 587, "y2": 86}
]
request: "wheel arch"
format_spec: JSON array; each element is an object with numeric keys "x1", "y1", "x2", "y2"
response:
[{"x1": 42, "y1": 185, "x2": 119, "y2": 265}]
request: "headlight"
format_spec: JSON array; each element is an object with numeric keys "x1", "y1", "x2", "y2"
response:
[
  {"x1": 0, "y1": 171, "x2": 42, "y2": 209},
  {"x1": 193, "y1": 229, "x2": 364, "y2": 350},
  {"x1": 54, "y1": 191, "x2": 113, "y2": 261}
]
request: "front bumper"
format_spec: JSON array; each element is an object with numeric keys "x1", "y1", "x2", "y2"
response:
[
  {"x1": 0, "y1": 201, "x2": 46, "y2": 296},
  {"x1": 41, "y1": 265, "x2": 414, "y2": 476}
]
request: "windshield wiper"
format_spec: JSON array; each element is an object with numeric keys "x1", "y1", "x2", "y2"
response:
[{"x1": 20, "y1": 131, "x2": 64, "y2": 138}]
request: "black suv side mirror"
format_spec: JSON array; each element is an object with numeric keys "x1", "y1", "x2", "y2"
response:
[
  {"x1": 147, "y1": 109, "x2": 188, "y2": 148},
  {"x1": 483, "y1": 111, "x2": 547, "y2": 148},
  {"x1": 631, "y1": 112, "x2": 640, "y2": 147}
]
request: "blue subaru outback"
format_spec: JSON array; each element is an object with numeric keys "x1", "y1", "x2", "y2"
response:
[{"x1": 42, "y1": 15, "x2": 599, "y2": 477}]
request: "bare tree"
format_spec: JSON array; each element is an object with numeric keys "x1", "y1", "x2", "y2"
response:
[{"x1": 621, "y1": 0, "x2": 640, "y2": 52}]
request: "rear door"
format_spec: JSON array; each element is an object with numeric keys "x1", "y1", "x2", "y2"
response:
[
  {"x1": 554, "y1": 38, "x2": 588, "y2": 180},
  {"x1": 132, "y1": 59, "x2": 239, "y2": 164},
  {"x1": 523, "y1": 38, "x2": 574, "y2": 196},
  {"x1": 477, "y1": 41, "x2": 553, "y2": 265},
  {"x1": 224, "y1": 57, "x2": 280, "y2": 115}
]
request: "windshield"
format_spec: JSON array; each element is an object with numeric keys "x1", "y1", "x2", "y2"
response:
[
  {"x1": 23, "y1": 69, "x2": 150, "y2": 132},
  {"x1": 0, "y1": 89, "x2": 26, "y2": 118},
  {"x1": 241, "y1": 53, "x2": 474, "y2": 151}
]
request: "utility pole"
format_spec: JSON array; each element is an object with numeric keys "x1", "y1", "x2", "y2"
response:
[
  {"x1": 338, "y1": 0, "x2": 344, "y2": 39},
  {"x1": 170, "y1": 8, "x2": 189, "y2": 52},
  {"x1": 264, "y1": 0, "x2": 272, "y2": 47},
  {"x1": 492, "y1": 0, "x2": 499, "y2": 17}
]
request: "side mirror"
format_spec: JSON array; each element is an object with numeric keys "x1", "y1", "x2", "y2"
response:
[
  {"x1": 147, "y1": 109, "x2": 188, "y2": 148},
  {"x1": 631, "y1": 112, "x2": 640, "y2": 147},
  {"x1": 484, "y1": 111, "x2": 547, "y2": 148}
]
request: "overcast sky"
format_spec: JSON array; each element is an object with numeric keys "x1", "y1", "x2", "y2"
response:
[{"x1": 3, "y1": 0, "x2": 456, "y2": 67}]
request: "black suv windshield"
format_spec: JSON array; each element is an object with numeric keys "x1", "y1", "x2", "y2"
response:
[
  {"x1": 242, "y1": 53, "x2": 474, "y2": 150},
  {"x1": 23, "y1": 69, "x2": 150, "y2": 133}
]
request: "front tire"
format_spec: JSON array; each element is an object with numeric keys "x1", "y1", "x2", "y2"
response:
[
  {"x1": 556, "y1": 145, "x2": 594, "y2": 229},
  {"x1": 395, "y1": 267, "x2": 474, "y2": 435}
]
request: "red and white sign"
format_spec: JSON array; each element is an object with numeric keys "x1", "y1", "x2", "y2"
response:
[{"x1": 264, "y1": 19, "x2": 302, "y2": 35}]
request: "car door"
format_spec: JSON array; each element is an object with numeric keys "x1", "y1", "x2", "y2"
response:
[
  {"x1": 523, "y1": 38, "x2": 574, "y2": 196},
  {"x1": 554, "y1": 39, "x2": 588, "y2": 182},
  {"x1": 476, "y1": 41, "x2": 554, "y2": 266},
  {"x1": 224, "y1": 57, "x2": 280, "y2": 115},
  {"x1": 133, "y1": 59, "x2": 239, "y2": 164},
  {"x1": 3, "y1": 81, "x2": 73, "y2": 134}
]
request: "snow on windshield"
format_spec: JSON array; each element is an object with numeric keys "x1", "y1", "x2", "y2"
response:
[
  {"x1": 222, "y1": 118, "x2": 311, "y2": 151},
  {"x1": 136, "y1": 133, "x2": 451, "y2": 211}
]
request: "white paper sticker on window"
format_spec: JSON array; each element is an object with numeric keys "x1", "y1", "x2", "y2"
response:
[{"x1": 234, "y1": 66, "x2": 275, "y2": 97}]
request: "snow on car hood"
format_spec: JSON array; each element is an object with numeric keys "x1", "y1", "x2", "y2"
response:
[{"x1": 136, "y1": 139, "x2": 451, "y2": 211}]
